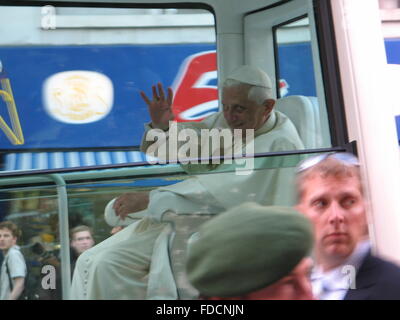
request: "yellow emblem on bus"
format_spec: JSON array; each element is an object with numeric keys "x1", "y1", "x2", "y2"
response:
[
  {"x1": 0, "y1": 63, "x2": 24, "y2": 145},
  {"x1": 43, "y1": 70, "x2": 114, "y2": 124}
]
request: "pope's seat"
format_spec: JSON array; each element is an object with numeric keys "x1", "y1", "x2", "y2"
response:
[{"x1": 275, "y1": 95, "x2": 330, "y2": 149}]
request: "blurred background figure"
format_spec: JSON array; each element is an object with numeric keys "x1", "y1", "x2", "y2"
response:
[
  {"x1": 0, "y1": 221, "x2": 27, "y2": 300},
  {"x1": 34, "y1": 225, "x2": 94, "y2": 300},
  {"x1": 70, "y1": 225, "x2": 95, "y2": 273}
]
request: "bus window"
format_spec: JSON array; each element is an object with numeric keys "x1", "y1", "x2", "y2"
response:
[
  {"x1": 1, "y1": 187, "x2": 61, "y2": 299},
  {"x1": 380, "y1": 0, "x2": 400, "y2": 145},
  {"x1": 274, "y1": 17, "x2": 332, "y2": 149},
  {"x1": 0, "y1": 5, "x2": 216, "y2": 174},
  {"x1": 275, "y1": 17, "x2": 317, "y2": 98}
]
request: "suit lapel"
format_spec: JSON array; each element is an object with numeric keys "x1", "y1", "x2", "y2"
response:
[{"x1": 344, "y1": 251, "x2": 377, "y2": 300}]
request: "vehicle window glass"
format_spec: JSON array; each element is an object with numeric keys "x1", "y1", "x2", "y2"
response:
[
  {"x1": 0, "y1": 151, "x2": 323, "y2": 299},
  {"x1": 274, "y1": 16, "x2": 332, "y2": 149},
  {"x1": 0, "y1": 5, "x2": 216, "y2": 174}
]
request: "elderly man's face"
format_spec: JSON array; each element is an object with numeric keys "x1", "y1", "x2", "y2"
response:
[
  {"x1": 71, "y1": 231, "x2": 95, "y2": 255},
  {"x1": 222, "y1": 86, "x2": 274, "y2": 131},
  {"x1": 296, "y1": 174, "x2": 367, "y2": 270}
]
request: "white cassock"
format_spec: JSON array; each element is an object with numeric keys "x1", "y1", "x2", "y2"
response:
[{"x1": 70, "y1": 110, "x2": 304, "y2": 300}]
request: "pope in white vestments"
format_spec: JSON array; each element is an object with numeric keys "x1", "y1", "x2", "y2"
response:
[{"x1": 70, "y1": 65, "x2": 304, "y2": 299}]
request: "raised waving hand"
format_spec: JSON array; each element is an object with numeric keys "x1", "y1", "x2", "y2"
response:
[{"x1": 140, "y1": 82, "x2": 174, "y2": 130}]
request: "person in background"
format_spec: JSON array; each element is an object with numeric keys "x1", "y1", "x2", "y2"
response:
[
  {"x1": 186, "y1": 203, "x2": 314, "y2": 300},
  {"x1": 35, "y1": 225, "x2": 95, "y2": 300},
  {"x1": 0, "y1": 221, "x2": 27, "y2": 300},
  {"x1": 70, "y1": 225, "x2": 95, "y2": 273},
  {"x1": 295, "y1": 152, "x2": 400, "y2": 300}
]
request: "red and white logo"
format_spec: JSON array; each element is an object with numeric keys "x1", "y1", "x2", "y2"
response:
[
  {"x1": 172, "y1": 51, "x2": 290, "y2": 121},
  {"x1": 172, "y1": 50, "x2": 218, "y2": 122}
]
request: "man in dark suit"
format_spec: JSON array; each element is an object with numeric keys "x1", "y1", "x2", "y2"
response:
[{"x1": 295, "y1": 152, "x2": 400, "y2": 300}]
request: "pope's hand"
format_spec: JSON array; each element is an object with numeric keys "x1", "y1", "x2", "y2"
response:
[
  {"x1": 140, "y1": 82, "x2": 174, "y2": 130},
  {"x1": 112, "y1": 192, "x2": 150, "y2": 220}
]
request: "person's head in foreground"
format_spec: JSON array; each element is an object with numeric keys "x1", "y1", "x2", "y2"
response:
[
  {"x1": 295, "y1": 152, "x2": 368, "y2": 272},
  {"x1": 186, "y1": 202, "x2": 314, "y2": 300}
]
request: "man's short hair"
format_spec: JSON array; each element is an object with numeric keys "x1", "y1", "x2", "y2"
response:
[
  {"x1": 70, "y1": 225, "x2": 93, "y2": 240},
  {"x1": 0, "y1": 221, "x2": 22, "y2": 239},
  {"x1": 296, "y1": 156, "x2": 363, "y2": 201}
]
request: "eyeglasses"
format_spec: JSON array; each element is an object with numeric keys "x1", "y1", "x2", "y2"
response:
[{"x1": 296, "y1": 152, "x2": 359, "y2": 173}]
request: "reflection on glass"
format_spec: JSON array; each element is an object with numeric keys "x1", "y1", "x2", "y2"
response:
[
  {"x1": 0, "y1": 5, "x2": 216, "y2": 174},
  {"x1": 274, "y1": 17, "x2": 332, "y2": 148},
  {"x1": 275, "y1": 17, "x2": 315, "y2": 97},
  {"x1": 0, "y1": 151, "x2": 319, "y2": 299}
]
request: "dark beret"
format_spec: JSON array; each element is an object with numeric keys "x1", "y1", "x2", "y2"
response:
[{"x1": 186, "y1": 202, "x2": 313, "y2": 297}]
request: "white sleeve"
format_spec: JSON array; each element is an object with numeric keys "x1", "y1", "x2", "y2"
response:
[
  {"x1": 8, "y1": 250, "x2": 26, "y2": 279},
  {"x1": 146, "y1": 177, "x2": 225, "y2": 220}
]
